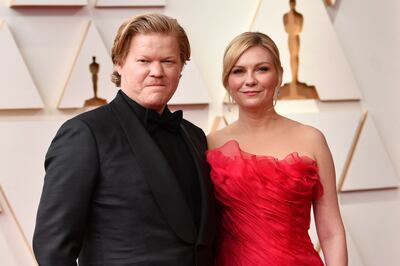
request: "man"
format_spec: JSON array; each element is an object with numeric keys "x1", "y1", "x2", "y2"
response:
[{"x1": 33, "y1": 13, "x2": 216, "y2": 266}]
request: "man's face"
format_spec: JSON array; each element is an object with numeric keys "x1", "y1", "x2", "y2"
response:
[{"x1": 117, "y1": 33, "x2": 183, "y2": 113}]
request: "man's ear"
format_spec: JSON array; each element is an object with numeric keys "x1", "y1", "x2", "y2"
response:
[{"x1": 115, "y1": 64, "x2": 122, "y2": 75}]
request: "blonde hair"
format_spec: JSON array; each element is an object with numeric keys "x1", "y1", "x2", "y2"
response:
[
  {"x1": 222, "y1": 32, "x2": 283, "y2": 90},
  {"x1": 111, "y1": 13, "x2": 191, "y2": 87}
]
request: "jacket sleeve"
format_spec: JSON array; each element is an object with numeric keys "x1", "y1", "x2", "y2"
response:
[{"x1": 33, "y1": 118, "x2": 99, "y2": 266}]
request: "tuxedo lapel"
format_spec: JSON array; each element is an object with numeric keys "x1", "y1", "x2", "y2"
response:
[
  {"x1": 109, "y1": 93, "x2": 197, "y2": 243},
  {"x1": 180, "y1": 124, "x2": 216, "y2": 246}
]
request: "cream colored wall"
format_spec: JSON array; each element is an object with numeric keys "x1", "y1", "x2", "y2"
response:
[
  {"x1": 327, "y1": 1, "x2": 400, "y2": 265},
  {"x1": 328, "y1": 0, "x2": 400, "y2": 177},
  {"x1": 0, "y1": 0, "x2": 399, "y2": 265}
]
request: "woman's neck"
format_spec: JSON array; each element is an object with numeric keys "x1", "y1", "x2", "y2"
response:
[{"x1": 236, "y1": 106, "x2": 279, "y2": 133}]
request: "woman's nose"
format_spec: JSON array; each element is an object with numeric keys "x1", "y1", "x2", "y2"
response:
[{"x1": 245, "y1": 72, "x2": 257, "y2": 86}]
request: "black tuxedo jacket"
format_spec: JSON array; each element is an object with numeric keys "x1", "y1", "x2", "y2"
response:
[{"x1": 33, "y1": 92, "x2": 216, "y2": 266}]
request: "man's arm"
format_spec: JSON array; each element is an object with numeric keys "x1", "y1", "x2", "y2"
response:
[{"x1": 33, "y1": 118, "x2": 99, "y2": 266}]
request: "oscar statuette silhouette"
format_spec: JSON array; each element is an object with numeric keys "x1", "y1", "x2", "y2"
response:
[
  {"x1": 84, "y1": 56, "x2": 107, "y2": 107},
  {"x1": 279, "y1": 0, "x2": 319, "y2": 100}
]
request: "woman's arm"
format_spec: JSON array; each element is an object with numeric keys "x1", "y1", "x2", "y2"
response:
[{"x1": 312, "y1": 130, "x2": 348, "y2": 266}]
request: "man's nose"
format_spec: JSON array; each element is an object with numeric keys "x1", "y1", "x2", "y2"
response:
[{"x1": 149, "y1": 62, "x2": 164, "y2": 78}]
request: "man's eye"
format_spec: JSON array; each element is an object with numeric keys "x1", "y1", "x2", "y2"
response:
[{"x1": 137, "y1": 59, "x2": 149, "y2": 63}]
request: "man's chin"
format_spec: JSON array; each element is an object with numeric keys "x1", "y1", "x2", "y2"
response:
[
  {"x1": 137, "y1": 93, "x2": 175, "y2": 111},
  {"x1": 143, "y1": 101, "x2": 168, "y2": 113}
]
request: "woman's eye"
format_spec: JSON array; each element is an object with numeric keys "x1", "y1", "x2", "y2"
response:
[
  {"x1": 231, "y1": 69, "x2": 244, "y2": 75},
  {"x1": 258, "y1": 66, "x2": 269, "y2": 72}
]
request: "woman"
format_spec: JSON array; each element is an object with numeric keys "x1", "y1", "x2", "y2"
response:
[{"x1": 206, "y1": 32, "x2": 347, "y2": 265}]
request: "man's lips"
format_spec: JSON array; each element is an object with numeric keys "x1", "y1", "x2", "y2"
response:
[{"x1": 146, "y1": 84, "x2": 166, "y2": 87}]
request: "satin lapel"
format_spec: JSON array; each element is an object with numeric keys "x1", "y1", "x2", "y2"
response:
[
  {"x1": 109, "y1": 94, "x2": 196, "y2": 243},
  {"x1": 180, "y1": 124, "x2": 216, "y2": 246}
]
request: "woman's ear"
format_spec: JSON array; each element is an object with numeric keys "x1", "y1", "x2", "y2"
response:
[{"x1": 277, "y1": 67, "x2": 284, "y2": 87}]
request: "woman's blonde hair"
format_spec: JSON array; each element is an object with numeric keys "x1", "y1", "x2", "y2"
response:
[
  {"x1": 222, "y1": 32, "x2": 283, "y2": 90},
  {"x1": 111, "y1": 13, "x2": 191, "y2": 87}
]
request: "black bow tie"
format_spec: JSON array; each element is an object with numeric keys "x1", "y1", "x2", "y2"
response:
[{"x1": 144, "y1": 108, "x2": 183, "y2": 134}]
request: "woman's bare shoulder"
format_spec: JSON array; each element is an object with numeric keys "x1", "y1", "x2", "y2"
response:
[
  {"x1": 298, "y1": 123, "x2": 325, "y2": 142},
  {"x1": 295, "y1": 123, "x2": 330, "y2": 158},
  {"x1": 207, "y1": 124, "x2": 237, "y2": 150},
  {"x1": 280, "y1": 117, "x2": 328, "y2": 156}
]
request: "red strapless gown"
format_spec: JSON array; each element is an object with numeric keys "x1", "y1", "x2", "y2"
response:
[{"x1": 206, "y1": 140, "x2": 324, "y2": 266}]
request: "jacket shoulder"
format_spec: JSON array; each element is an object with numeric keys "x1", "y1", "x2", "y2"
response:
[
  {"x1": 182, "y1": 119, "x2": 205, "y2": 136},
  {"x1": 66, "y1": 104, "x2": 116, "y2": 129},
  {"x1": 181, "y1": 119, "x2": 207, "y2": 148},
  {"x1": 74, "y1": 104, "x2": 112, "y2": 123}
]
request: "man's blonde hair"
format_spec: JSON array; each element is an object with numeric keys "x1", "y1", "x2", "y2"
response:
[{"x1": 111, "y1": 13, "x2": 191, "y2": 87}]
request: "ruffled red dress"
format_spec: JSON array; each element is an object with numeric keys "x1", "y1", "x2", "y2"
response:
[{"x1": 206, "y1": 140, "x2": 324, "y2": 266}]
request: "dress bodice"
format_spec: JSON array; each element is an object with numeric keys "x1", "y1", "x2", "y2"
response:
[{"x1": 206, "y1": 140, "x2": 324, "y2": 266}]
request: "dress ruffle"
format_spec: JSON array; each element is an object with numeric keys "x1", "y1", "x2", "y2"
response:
[{"x1": 206, "y1": 140, "x2": 324, "y2": 266}]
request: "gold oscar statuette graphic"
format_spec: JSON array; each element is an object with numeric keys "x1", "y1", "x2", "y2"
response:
[
  {"x1": 84, "y1": 56, "x2": 107, "y2": 107},
  {"x1": 279, "y1": 0, "x2": 319, "y2": 100}
]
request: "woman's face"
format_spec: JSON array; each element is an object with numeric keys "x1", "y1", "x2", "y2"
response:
[{"x1": 227, "y1": 45, "x2": 279, "y2": 110}]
